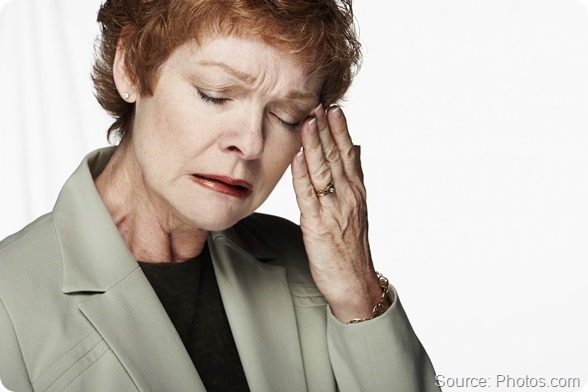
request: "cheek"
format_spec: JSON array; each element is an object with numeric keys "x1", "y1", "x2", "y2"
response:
[
  {"x1": 262, "y1": 134, "x2": 301, "y2": 185},
  {"x1": 269, "y1": 131, "x2": 301, "y2": 162},
  {"x1": 138, "y1": 95, "x2": 207, "y2": 152},
  {"x1": 131, "y1": 102, "x2": 196, "y2": 180}
]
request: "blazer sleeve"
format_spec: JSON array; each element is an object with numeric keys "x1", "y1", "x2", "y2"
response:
[
  {"x1": 0, "y1": 297, "x2": 33, "y2": 392},
  {"x1": 326, "y1": 286, "x2": 441, "y2": 392}
]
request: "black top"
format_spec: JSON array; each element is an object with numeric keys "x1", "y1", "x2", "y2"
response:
[{"x1": 139, "y1": 245, "x2": 250, "y2": 391}]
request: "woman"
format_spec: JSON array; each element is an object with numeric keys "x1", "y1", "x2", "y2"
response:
[{"x1": 0, "y1": 0, "x2": 440, "y2": 391}]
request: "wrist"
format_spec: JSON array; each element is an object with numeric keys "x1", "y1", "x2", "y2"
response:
[
  {"x1": 347, "y1": 272, "x2": 390, "y2": 324},
  {"x1": 325, "y1": 271, "x2": 391, "y2": 324}
]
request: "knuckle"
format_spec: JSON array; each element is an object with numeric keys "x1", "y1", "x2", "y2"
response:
[
  {"x1": 317, "y1": 121, "x2": 330, "y2": 134},
  {"x1": 302, "y1": 187, "x2": 317, "y2": 199},
  {"x1": 343, "y1": 185, "x2": 366, "y2": 204},
  {"x1": 314, "y1": 166, "x2": 332, "y2": 183},
  {"x1": 324, "y1": 147, "x2": 340, "y2": 163},
  {"x1": 342, "y1": 145, "x2": 356, "y2": 161}
]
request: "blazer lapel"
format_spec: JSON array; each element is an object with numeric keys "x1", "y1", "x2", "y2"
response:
[
  {"x1": 78, "y1": 268, "x2": 206, "y2": 392},
  {"x1": 209, "y1": 230, "x2": 308, "y2": 392}
]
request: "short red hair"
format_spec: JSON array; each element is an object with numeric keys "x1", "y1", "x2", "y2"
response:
[{"x1": 92, "y1": 0, "x2": 362, "y2": 141}]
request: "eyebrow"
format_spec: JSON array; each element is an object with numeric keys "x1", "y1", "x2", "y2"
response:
[{"x1": 197, "y1": 60, "x2": 318, "y2": 101}]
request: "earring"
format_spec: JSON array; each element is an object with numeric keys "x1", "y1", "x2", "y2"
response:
[{"x1": 122, "y1": 93, "x2": 130, "y2": 101}]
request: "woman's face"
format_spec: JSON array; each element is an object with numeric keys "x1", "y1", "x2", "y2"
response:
[{"x1": 128, "y1": 35, "x2": 322, "y2": 231}]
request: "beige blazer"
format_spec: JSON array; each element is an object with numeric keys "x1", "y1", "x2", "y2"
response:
[{"x1": 0, "y1": 148, "x2": 440, "y2": 392}]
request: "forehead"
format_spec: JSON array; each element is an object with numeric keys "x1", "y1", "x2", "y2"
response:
[{"x1": 167, "y1": 35, "x2": 323, "y2": 93}]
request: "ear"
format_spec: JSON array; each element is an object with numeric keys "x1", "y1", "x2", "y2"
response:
[{"x1": 113, "y1": 42, "x2": 137, "y2": 103}]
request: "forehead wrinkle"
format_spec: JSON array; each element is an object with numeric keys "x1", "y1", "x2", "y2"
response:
[
  {"x1": 197, "y1": 60, "x2": 256, "y2": 84},
  {"x1": 284, "y1": 90, "x2": 317, "y2": 101}
]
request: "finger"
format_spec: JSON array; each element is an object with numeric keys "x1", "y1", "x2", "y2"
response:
[
  {"x1": 300, "y1": 111, "x2": 336, "y2": 191},
  {"x1": 326, "y1": 106, "x2": 362, "y2": 183},
  {"x1": 291, "y1": 149, "x2": 321, "y2": 219},
  {"x1": 312, "y1": 105, "x2": 346, "y2": 183}
]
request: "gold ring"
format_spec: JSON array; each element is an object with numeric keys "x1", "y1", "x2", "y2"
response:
[{"x1": 315, "y1": 181, "x2": 335, "y2": 197}]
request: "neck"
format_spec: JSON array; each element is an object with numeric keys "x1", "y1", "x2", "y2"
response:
[{"x1": 95, "y1": 141, "x2": 208, "y2": 263}]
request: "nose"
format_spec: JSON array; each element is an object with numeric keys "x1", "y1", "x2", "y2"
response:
[{"x1": 221, "y1": 112, "x2": 265, "y2": 160}]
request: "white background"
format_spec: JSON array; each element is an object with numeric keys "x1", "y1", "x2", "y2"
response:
[{"x1": 1, "y1": 1, "x2": 587, "y2": 391}]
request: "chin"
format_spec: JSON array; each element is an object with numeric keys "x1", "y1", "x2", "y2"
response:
[{"x1": 185, "y1": 208, "x2": 251, "y2": 232}]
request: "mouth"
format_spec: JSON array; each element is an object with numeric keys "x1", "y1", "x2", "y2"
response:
[{"x1": 191, "y1": 174, "x2": 253, "y2": 199}]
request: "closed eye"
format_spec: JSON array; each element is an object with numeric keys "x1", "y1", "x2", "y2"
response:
[
  {"x1": 279, "y1": 118, "x2": 302, "y2": 131},
  {"x1": 197, "y1": 89, "x2": 229, "y2": 105},
  {"x1": 270, "y1": 113, "x2": 302, "y2": 131}
]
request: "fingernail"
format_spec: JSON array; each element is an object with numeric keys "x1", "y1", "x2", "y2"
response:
[
  {"x1": 313, "y1": 103, "x2": 324, "y2": 115},
  {"x1": 308, "y1": 117, "x2": 317, "y2": 131},
  {"x1": 295, "y1": 149, "x2": 304, "y2": 162},
  {"x1": 329, "y1": 105, "x2": 343, "y2": 118}
]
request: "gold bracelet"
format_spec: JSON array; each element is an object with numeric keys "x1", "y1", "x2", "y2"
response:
[{"x1": 347, "y1": 272, "x2": 389, "y2": 324}]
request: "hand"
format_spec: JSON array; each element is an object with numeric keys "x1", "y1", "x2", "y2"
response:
[{"x1": 291, "y1": 104, "x2": 388, "y2": 323}]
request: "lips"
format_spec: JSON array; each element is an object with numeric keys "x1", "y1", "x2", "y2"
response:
[{"x1": 191, "y1": 174, "x2": 253, "y2": 199}]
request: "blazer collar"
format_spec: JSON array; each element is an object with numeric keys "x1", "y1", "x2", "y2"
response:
[{"x1": 53, "y1": 147, "x2": 139, "y2": 294}]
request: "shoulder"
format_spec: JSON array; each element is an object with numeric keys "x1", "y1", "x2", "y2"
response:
[
  {"x1": 0, "y1": 213, "x2": 62, "y2": 301},
  {"x1": 0, "y1": 212, "x2": 59, "y2": 266}
]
